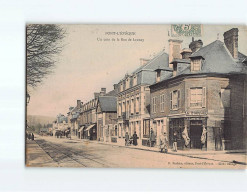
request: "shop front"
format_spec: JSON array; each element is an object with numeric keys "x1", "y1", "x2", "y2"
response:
[{"x1": 168, "y1": 117, "x2": 207, "y2": 150}]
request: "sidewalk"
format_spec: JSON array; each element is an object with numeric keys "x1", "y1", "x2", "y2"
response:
[
  {"x1": 26, "y1": 139, "x2": 58, "y2": 167},
  {"x1": 82, "y1": 138, "x2": 247, "y2": 165}
]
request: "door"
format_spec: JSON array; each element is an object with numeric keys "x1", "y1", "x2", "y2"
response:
[{"x1": 190, "y1": 120, "x2": 203, "y2": 149}]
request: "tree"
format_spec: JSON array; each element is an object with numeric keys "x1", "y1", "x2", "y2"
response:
[{"x1": 26, "y1": 24, "x2": 66, "y2": 89}]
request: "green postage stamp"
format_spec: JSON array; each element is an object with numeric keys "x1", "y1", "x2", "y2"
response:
[{"x1": 171, "y1": 24, "x2": 202, "y2": 37}]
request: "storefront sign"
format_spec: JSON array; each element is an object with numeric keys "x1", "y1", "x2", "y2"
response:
[{"x1": 186, "y1": 110, "x2": 207, "y2": 116}]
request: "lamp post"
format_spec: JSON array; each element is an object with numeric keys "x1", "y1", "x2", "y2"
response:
[{"x1": 26, "y1": 92, "x2": 30, "y2": 105}]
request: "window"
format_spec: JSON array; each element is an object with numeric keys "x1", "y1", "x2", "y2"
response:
[
  {"x1": 136, "y1": 97, "x2": 139, "y2": 113},
  {"x1": 120, "y1": 83, "x2": 123, "y2": 92},
  {"x1": 189, "y1": 87, "x2": 206, "y2": 108},
  {"x1": 131, "y1": 98, "x2": 134, "y2": 114},
  {"x1": 156, "y1": 70, "x2": 161, "y2": 82},
  {"x1": 133, "y1": 75, "x2": 137, "y2": 86},
  {"x1": 160, "y1": 94, "x2": 165, "y2": 112},
  {"x1": 220, "y1": 88, "x2": 230, "y2": 108},
  {"x1": 152, "y1": 97, "x2": 157, "y2": 113},
  {"x1": 118, "y1": 103, "x2": 122, "y2": 117},
  {"x1": 170, "y1": 90, "x2": 180, "y2": 110},
  {"x1": 191, "y1": 59, "x2": 201, "y2": 71},
  {"x1": 126, "y1": 78, "x2": 129, "y2": 89},
  {"x1": 122, "y1": 101, "x2": 125, "y2": 113}
]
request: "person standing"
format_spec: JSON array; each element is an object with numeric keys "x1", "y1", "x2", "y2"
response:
[
  {"x1": 133, "y1": 131, "x2": 138, "y2": 146},
  {"x1": 173, "y1": 131, "x2": 178, "y2": 152},
  {"x1": 160, "y1": 132, "x2": 168, "y2": 153},
  {"x1": 125, "y1": 132, "x2": 129, "y2": 146},
  {"x1": 150, "y1": 128, "x2": 156, "y2": 147},
  {"x1": 31, "y1": 133, "x2": 34, "y2": 141},
  {"x1": 201, "y1": 126, "x2": 207, "y2": 150}
]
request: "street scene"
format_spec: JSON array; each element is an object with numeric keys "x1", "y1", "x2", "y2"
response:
[
  {"x1": 26, "y1": 24, "x2": 247, "y2": 168},
  {"x1": 26, "y1": 134, "x2": 246, "y2": 168}
]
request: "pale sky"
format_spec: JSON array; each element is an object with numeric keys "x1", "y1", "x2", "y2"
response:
[{"x1": 27, "y1": 24, "x2": 247, "y2": 117}]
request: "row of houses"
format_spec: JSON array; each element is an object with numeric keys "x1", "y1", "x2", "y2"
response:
[{"x1": 57, "y1": 28, "x2": 247, "y2": 151}]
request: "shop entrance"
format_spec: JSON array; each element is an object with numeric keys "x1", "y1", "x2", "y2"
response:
[{"x1": 190, "y1": 120, "x2": 203, "y2": 149}]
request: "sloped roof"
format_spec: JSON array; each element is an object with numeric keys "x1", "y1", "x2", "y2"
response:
[
  {"x1": 190, "y1": 40, "x2": 243, "y2": 74},
  {"x1": 105, "y1": 89, "x2": 117, "y2": 97},
  {"x1": 132, "y1": 50, "x2": 169, "y2": 74},
  {"x1": 98, "y1": 96, "x2": 117, "y2": 112}
]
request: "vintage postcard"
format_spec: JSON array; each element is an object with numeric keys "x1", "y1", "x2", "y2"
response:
[{"x1": 26, "y1": 24, "x2": 247, "y2": 169}]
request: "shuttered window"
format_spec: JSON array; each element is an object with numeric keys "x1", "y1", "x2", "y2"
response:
[
  {"x1": 189, "y1": 87, "x2": 206, "y2": 108},
  {"x1": 171, "y1": 90, "x2": 180, "y2": 110},
  {"x1": 160, "y1": 94, "x2": 165, "y2": 112}
]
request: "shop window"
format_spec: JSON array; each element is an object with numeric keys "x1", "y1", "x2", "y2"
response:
[
  {"x1": 220, "y1": 88, "x2": 230, "y2": 108},
  {"x1": 221, "y1": 120, "x2": 231, "y2": 140},
  {"x1": 143, "y1": 119, "x2": 150, "y2": 137}
]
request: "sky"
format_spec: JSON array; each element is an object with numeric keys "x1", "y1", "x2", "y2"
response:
[{"x1": 27, "y1": 24, "x2": 247, "y2": 117}]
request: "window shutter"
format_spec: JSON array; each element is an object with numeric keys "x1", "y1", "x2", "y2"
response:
[
  {"x1": 170, "y1": 92, "x2": 173, "y2": 110},
  {"x1": 178, "y1": 90, "x2": 180, "y2": 108},
  {"x1": 202, "y1": 87, "x2": 206, "y2": 107},
  {"x1": 187, "y1": 88, "x2": 190, "y2": 108}
]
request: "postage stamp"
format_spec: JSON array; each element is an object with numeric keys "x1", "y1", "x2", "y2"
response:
[{"x1": 171, "y1": 24, "x2": 202, "y2": 37}]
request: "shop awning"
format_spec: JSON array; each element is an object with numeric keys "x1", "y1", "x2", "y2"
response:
[
  {"x1": 78, "y1": 126, "x2": 85, "y2": 132},
  {"x1": 84, "y1": 124, "x2": 95, "y2": 131}
]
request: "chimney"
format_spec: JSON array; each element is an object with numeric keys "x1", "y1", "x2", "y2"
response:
[
  {"x1": 140, "y1": 58, "x2": 150, "y2": 66},
  {"x1": 223, "y1": 28, "x2": 239, "y2": 59},
  {"x1": 113, "y1": 84, "x2": 118, "y2": 90},
  {"x1": 189, "y1": 39, "x2": 203, "y2": 53},
  {"x1": 77, "y1": 100, "x2": 81, "y2": 108},
  {"x1": 181, "y1": 48, "x2": 192, "y2": 59},
  {"x1": 94, "y1": 92, "x2": 100, "y2": 99},
  {"x1": 169, "y1": 39, "x2": 183, "y2": 67},
  {"x1": 100, "y1": 88, "x2": 106, "y2": 96}
]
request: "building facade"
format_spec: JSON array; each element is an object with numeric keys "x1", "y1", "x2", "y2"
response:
[
  {"x1": 149, "y1": 28, "x2": 247, "y2": 151},
  {"x1": 116, "y1": 50, "x2": 173, "y2": 145},
  {"x1": 96, "y1": 96, "x2": 117, "y2": 142}
]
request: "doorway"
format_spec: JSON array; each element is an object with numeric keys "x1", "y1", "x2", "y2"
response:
[{"x1": 190, "y1": 120, "x2": 203, "y2": 149}]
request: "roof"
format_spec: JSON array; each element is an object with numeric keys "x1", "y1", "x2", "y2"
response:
[
  {"x1": 98, "y1": 96, "x2": 117, "y2": 112},
  {"x1": 150, "y1": 39, "x2": 247, "y2": 87},
  {"x1": 132, "y1": 50, "x2": 169, "y2": 74},
  {"x1": 189, "y1": 40, "x2": 243, "y2": 74},
  {"x1": 105, "y1": 89, "x2": 117, "y2": 97}
]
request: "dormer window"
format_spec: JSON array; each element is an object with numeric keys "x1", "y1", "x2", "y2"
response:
[
  {"x1": 126, "y1": 78, "x2": 129, "y2": 89},
  {"x1": 133, "y1": 75, "x2": 137, "y2": 86},
  {"x1": 120, "y1": 82, "x2": 123, "y2": 92},
  {"x1": 156, "y1": 70, "x2": 161, "y2": 82},
  {"x1": 191, "y1": 59, "x2": 201, "y2": 71}
]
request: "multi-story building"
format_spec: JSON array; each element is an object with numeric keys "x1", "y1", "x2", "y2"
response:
[
  {"x1": 52, "y1": 113, "x2": 69, "y2": 136},
  {"x1": 78, "y1": 87, "x2": 117, "y2": 140},
  {"x1": 67, "y1": 100, "x2": 82, "y2": 138},
  {"x1": 116, "y1": 49, "x2": 175, "y2": 145},
  {"x1": 149, "y1": 28, "x2": 247, "y2": 151},
  {"x1": 96, "y1": 96, "x2": 117, "y2": 142}
]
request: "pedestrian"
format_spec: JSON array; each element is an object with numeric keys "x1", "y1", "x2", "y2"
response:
[
  {"x1": 133, "y1": 131, "x2": 138, "y2": 146},
  {"x1": 31, "y1": 133, "x2": 34, "y2": 141},
  {"x1": 201, "y1": 126, "x2": 207, "y2": 150},
  {"x1": 160, "y1": 132, "x2": 168, "y2": 153},
  {"x1": 125, "y1": 132, "x2": 129, "y2": 146},
  {"x1": 173, "y1": 131, "x2": 178, "y2": 152},
  {"x1": 150, "y1": 128, "x2": 156, "y2": 147}
]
